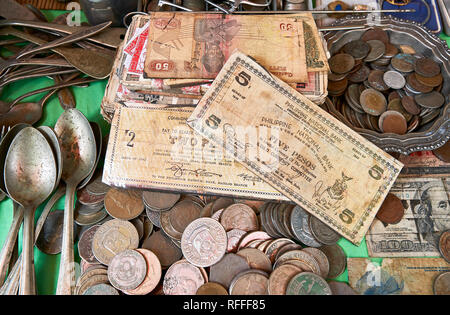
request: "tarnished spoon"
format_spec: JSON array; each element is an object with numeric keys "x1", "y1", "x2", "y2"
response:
[
  {"x1": 0, "y1": 58, "x2": 73, "y2": 78},
  {"x1": 78, "y1": 122, "x2": 102, "y2": 190},
  {"x1": 54, "y1": 109, "x2": 96, "y2": 295},
  {"x1": 4, "y1": 127, "x2": 57, "y2": 294},
  {"x1": 37, "y1": 126, "x2": 63, "y2": 193}
]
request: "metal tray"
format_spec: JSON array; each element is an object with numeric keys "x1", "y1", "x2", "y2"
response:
[{"x1": 324, "y1": 15, "x2": 450, "y2": 155}]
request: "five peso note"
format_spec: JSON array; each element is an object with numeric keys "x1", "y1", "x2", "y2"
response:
[
  {"x1": 143, "y1": 12, "x2": 308, "y2": 83},
  {"x1": 187, "y1": 51, "x2": 403, "y2": 245},
  {"x1": 366, "y1": 177, "x2": 450, "y2": 257},
  {"x1": 102, "y1": 103, "x2": 290, "y2": 201}
]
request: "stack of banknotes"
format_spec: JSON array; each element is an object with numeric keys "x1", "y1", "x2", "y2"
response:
[{"x1": 101, "y1": 12, "x2": 329, "y2": 122}]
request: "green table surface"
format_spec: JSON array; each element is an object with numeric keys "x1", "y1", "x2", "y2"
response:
[{"x1": 0, "y1": 10, "x2": 448, "y2": 295}]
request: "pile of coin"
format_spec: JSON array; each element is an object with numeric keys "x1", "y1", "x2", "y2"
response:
[{"x1": 326, "y1": 27, "x2": 445, "y2": 135}]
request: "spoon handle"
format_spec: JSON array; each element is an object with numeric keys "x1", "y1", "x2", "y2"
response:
[
  {"x1": 19, "y1": 207, "x2": 35, "y2": 295},
  {"x1": 0, "y1": 186, "x2": 65, "y2": 295},
  {"x1": 56, "y1": 184, "x2": 77, "y2": 295},
  {"x1": 0, "y1": 203, "x2": 24, "y2": 287}
]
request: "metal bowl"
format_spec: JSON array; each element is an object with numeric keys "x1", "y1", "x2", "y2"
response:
[{"x1": 324, "y1": 15, "x2": 450, "y2": 155}]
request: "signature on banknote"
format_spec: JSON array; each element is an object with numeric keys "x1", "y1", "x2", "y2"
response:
[
  {"x1": 166, "y1": 163, "x2": 222, "y2": 178},
  {"x1": 312, "y1": 172, "x2": 353, "y2": 212}
]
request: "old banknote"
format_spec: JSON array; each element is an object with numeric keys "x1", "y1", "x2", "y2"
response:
[
  {"x1": 187, "y1": 51, "x2": 403, "y2": 245},
  {"x1": 348, "y1": 257, "x2": 450, "y2": 295},
  {"x1": 397, "y1": 151, "x2": 450, "y2": 178},
  {"x1": 103, "y1": 103, "x2": 290, "y2": 201},
  {"x1": 366, "y1": 177, "x2": 450, "y2": 257},
  {"x1": 143, "y1": 12, "x2": 308, "y2": 82}
]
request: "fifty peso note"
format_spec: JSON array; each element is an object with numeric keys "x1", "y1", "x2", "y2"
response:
[
  {"x1": 187, "y1": 51, "x2": 403, "y2": 245},
  {"x1": 144, "y1": 12, "x2": 308, "y2": 83}
]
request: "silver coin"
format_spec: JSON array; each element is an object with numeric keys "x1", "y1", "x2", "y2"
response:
[
  {"x1": 83, "y1": 283, "x2": 120, "y2": 295},
  {"x1": 308, "y1": 216, "x2": 341, "y2": 245},
  {"x1": 86, "y1": 175, "x2": 110, "y2": 196},
  {"x1": 290, "y1": 205, "x2": 322, "y2": 247},
  {"x1": 364, "y1": 40, "x2": 386, "y2": 62},
  {"x1": 145, "y1": 206, "x2": 161, "y2": 228},
  {"x1": 383, "y1": 70, "x2": 406, "y2": 89},
  {"x1": 108, "y1": 249, "x2": 147, "y2": 291}
]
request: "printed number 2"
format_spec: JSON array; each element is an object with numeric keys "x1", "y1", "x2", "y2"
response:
[{"x1": 125, "y1": 130, "x2": 135, "y2": 147}]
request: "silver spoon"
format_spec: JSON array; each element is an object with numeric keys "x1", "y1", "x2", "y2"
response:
[
  {"x1": 54, "y1": 109, "x2": 96, "y2": 295},
  {"x1": 4, "y1": 127, "x2": 57, "y2": 294},
  {"x1": 78, "y1": 122, "x2": 102, "y2": 190},
  {"x1": 37, "y1": 126, "x2": 63, "y2": 193}
]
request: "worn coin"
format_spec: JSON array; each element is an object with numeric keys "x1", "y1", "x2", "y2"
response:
[
  {"x1": 406, "y1": 73, "x2": 434, "y2": 93},
  {"x1": 211, "y1": 208, "x2": 224, "y2": 221},
  {"x1": 383, "y1": 70, "x2": 405, "y2": 89},
  {"x1": 360, "y1": 88, "x2": 387, "y2": 116},
  {"x1": 290, "y1": 205, "x2": 322, "y2": 247},
  {"x1": 264, "y1": 238, "x2": 295, "y2": 264},
  {"x1": 77, "y1": 187, "x2": 105, "y2": 207},
  {"x1": 433, "y1": 272, "x2": 450, "y2": 295},
  {"x1": 169, "y1": 200, "x2": 203, "y2": 233},
  {"x1": 328, "y1": 281, "x2": 357, "y2": 295},
  {"x1": 104, "y1": 188, "x2": 144, "y2": 220},
  {"x1": 163, "y1": 259, "x2": 205, "y2": 295},
  {"x1": 123, "y1": 248, "x2": 162, "y2": 295},
  {"x1": 328, "y1": 72, "x2": 348, "y2": 82},
  {"x1": 160, "y1": 209, "x2": 183, "y2": 240},
  {"x1": 327, "y1": 77, "x2": 348, "y2": 94},
  {"x1": 364, "y1": 40, "x2": 386, "y2": 62},
  {"x1": 438, "y1": 230, "x2": 450, "y2": 263},
  {"x1": 78, "y1": 224, "x2": 101, "y2": 264},
  {"x1": 142, "y1": 191, "x2": 180, "y2": 211},
  {"x1": 142, "y1": 230, "x2": 182, "y2": 268},
  {"x1": 268, "y1": 264, "x2": 302, "y2": 295},
  {"x1": 348, "y1": 65, "x2": 370, "y2": 83},
  {"x1": 83, "y1": 283, "x2": 119, "y2": 295},
  {"x1": 378, "y1": 110, "x2": 407, "y2": 135},
  {"x1": 387, "y1": 98, "x2": 412, "y2": 121},
  {"x1": 220, "y1": 203, "x2": 259, "y2": 232},
  {"x1": 275, "y1": 251, "x2": 320, "y2": 275},
  {"x1": 209, "y1": 253, "x2": 250, "y2": 289},
  {"x1": 361, "y1": 27, "x2": 389, "y2": 44},
  {"x1": 302, "y1": 247, "x2": 330, "y2": 279},
  {"x1": 238, "y1": 231, "x2": 271, "y2": 250},
  {"x1": 383, "y1": 43, "x2": 398, "y2": 58},
  {"x1": 414, "y1": 72, "x2": 443, "y2": 87},
  {"x1": 75, "y1": 206, "x2": 108, "y2": 226},
  {"x1": 36, "y1": 210, "x2": 75, "y2": 255},
  {"x1": 229, "y1": 269, "x2": 269, "y2": 295},
  {"x1": 86, "y1": 175, "x2": 110, "y2": 196},
  {"x1": 226, "y1": 229, "x2": 246, "y2": 253},
  {"x1": 401, "y1": 95, "x2": 421, "y2": 115},
  {"x1": 107, "y1": 249, "x2": 147, "y2": 291},
  {"x1": 236, "y1": 248, "x2": 272, "y2": 273},
  {"x1": 309, "y1": 216, "x2": 341, "y2": 245},
  {"x1": 368, "y1": 70, "x2": 389, "y2": 91},
  {"x1": 343, "y1": 40, "x2": 370, "y2": 60},
  {"x1": 391, "y1": 53, "x2": 416, "y2": 73},
  {"x1": 414, "y1": 91, "x2": 445, "y2": 109},
  {"x1": 181, "y1": 217, "x2": 227, "y2": 267},
  {"x1": 145, "y1": 206, "x2": 161, "y2": 228},
  {"x1": 319, "y1": 244, "x2": 346, "y2": 278},
  {"x1": 92, "y1": 219, "x2": 139, "y2": 265},
  {"x1": 329, "y1": 53, "x2": 355, "y2": 74},
  {"x1": 275, "y1": 243, "x2": 303, "y2": 262},
  {"x1": 196, "y1": 282, "x2": 228, "y2": 295},
  {"x1": 286, "y1": 272, "x2": 331, "y2": 295},
  {"x1": 414, "y1": 57, "x2": 441, "y2": 78},
  {"x1": 433, "y1": 141, "x2": 450, "y2": 163}
]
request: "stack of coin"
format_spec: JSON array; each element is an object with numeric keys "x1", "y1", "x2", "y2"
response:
[
  {"x1": 283, "y1": 0, "x2": 307, "y2": 10},
  {"x1": 75, "y1": 176, "x2": 110, "y2": 227},
  {"x1": 326, "y1": 27, "x2": 445, "y2": 135}
]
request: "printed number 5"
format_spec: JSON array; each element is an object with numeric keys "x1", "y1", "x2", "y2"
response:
[
  {"x1": 339, "y1": 209, "x2": 354, "y2": 224},
  {"x1": 369, "y1": 165, "x2": 384, "y2": 180},
  {"x1": 205, "y1": 115, "x2": 221, "y2": 130},
  {"x1": 235, "y1": 71, "x2": 251, "y2": 86},
  {"x1": 125, "y1": 130, "x2": 135, "y2": 147}
]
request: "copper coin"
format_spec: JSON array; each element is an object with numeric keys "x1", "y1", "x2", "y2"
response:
[
  {"x1": 308, "y1": 216, "x2": 341, "y2": 245},
  {"x1": 77, "y1": 187, "x2": 105, "y2": 206},
  {"x1": 342, "y1": 40, "x2": 370, "y2": 60},
  {"x1": 181, "y1": 217, "x2": 227, "y2": 267},
  {"x1": 268, "y1": 264, "x2": 302, "y2": 295},
  {"x1": 360, "y1": 88, "x2": 387, "y2": 116},
  {"x1": 169, "y1": 200, "x2": 202, "y2": 233},
  {"x1": 399, "y1": 45, "x2": 416, "y2": 54},
  {"x1": 364, "y1": 40, "x2": 386, "y2": 62},
  {"x1": 388, "y1": 98, "x2": 412, "y2": 121},
  {"x1": 368, "y1": 70, "x2": 389, "y2": 91},
  {"x1": 383, "y1": 70, "x2": 405, "y2": 89},
  {"x1": 74, "y1": 206, "x2": 108, "y2": 226},
  {"x1": 130, "y1": 217, "x2": 144, "y2": 241},
  {"x1": 328, "y1": 77, "x2": 348, "y2": 93},
  {"x1": 414, "y1": 57, "x2": 441, "y2": 78},
  {"x1": 236, "y1": 248, "x2": 272, "y2": 273},
  {"x1": 220, "y1": 203, "x2": 259, "y2": 232},
  {"x1": 400, "y1": 96, "x2": 420, "y2": 115},
  {"x1": 433, "y1": 141, "x2": 450, "y2": 163},
  {"x1": 415, "y1": 72, "x2": 443, "y2": 87},
  {"x1": 160, "y1": 209, "x2": 183, "y2": 240},
  {"x1": 78, "y1": 224, "x2": 101, "y2": 264},
  {"x1": 196, "y1": 282, "x2": 228, "y2": 295},
  {"x1": 406, "y1": 73, "x2": 434, "y2": 93},
  {"x1": 104, "y1": 188, "x2": 144, "y2": 220},
  {"x1": 274, "y1": 250, "x2": 321, "y2": 275},
  {"x1": 348, "y1": 65, "x2": 370, "y2": 83},
  {"x1": 86, "y1": 175, "x2": 110, "y2": 196},
  {"x1": 163, "y1": 259, "x2": 205, "y2": 295},
  {"x1": 328, "y1": 72, "x2": 348, "y2": 82},
  {"x1": 209, "y1": 253, "x2": 250, "y2": 289},
  {"x1": 302, "y1": 247, "x2": 330, "y2": 279},
  {"x1": 391, "y1": 53, "x2": 416, "y2": 73},
  {"x1": 142, "y1": 230, "x2": 182, "y2": 268},
  {"x1": 142, "y1": 190, "x2": 180, "y2": 211},
  {"x1": 199, "y1": 202, "x2": 214, "y2": 217},
  {"x1": 328, "y1": 281, "x2": 357, "y2": 295},
  {"x1": 329, "y1": 53, "x2": 355, "y2": 74},
  {"x1": 319, "y1": 244, "x2": 346, "y2": 279},
  {"x1": 237, "y1": 231, "x2": 271, "y2": 250},
  {"x1": 438, "y1": 230, "x2": 450, "y2": 263},
  {"x1": 264, "y1": 238, "x2": 295, "y2": 264},
  {"x1": 211, "y1": 197, "x2": 234, "y2": 213},
  {"x1": 226, "y1": 229, "x2": 246, "y2": 252},
  {"x1": 92, "y1": 219, "x2": 139, "y2": 265},
  {"x1": 275, "y1": 243, "x2": 303, "y2": 262},
  {"x1": 414, "y1": 91, "x2": 445, "y2": 109},
  {"x1": 107, "y1": 249, "x2": 147, "y2": 291},
  {"x1": 383, "y1": 43, "x2": 398, "y2": 58},
  {"x1": 388, "y1": 91, "x2": 401, "y2": 102},
  {"x1": 433, "y1": 272, "x2": 450, "y2": 295},
  {"x1": 36, "y1": 210, "x2": 71, "y2": 255},
  {"x1": 123, "y1": 248, "x2": 162, "y2": 295},
  {"x1": 229, "y1": 269, "x2": 269, "y2": 295},
  {"x1": 379, "y1": 110, "x2": 407, "y2": 135},
  {"x1": 361, "y1": 27, "x2": 389, "y2": 44},
  {"x1": 376, "y1": 193, "x2": 404, "y2": 224}
]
